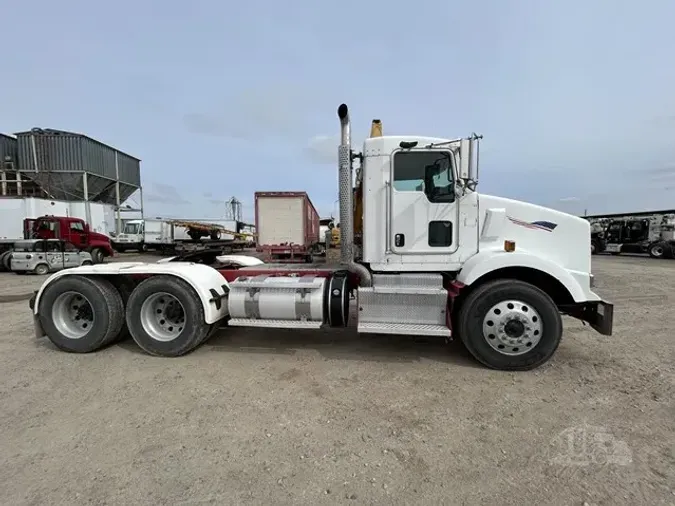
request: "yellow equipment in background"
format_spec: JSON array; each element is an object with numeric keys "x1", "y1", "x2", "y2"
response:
[
  {"x1": 353, "y1": 119, "x2": 382, "y2": 240},
  {"x1": 330, "y1": 222, "x2": 340, "y2": 247}
]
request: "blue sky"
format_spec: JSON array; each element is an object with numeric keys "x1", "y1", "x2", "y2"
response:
[{"x1": 1, "y1": 0, "x2": 674, "y2": 221}]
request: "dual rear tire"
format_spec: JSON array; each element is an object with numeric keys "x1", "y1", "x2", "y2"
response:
[{"x1": 39, "y1": 275, "x2": 216, "y2": 356}]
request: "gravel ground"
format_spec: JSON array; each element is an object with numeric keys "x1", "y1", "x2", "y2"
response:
[{"x1": 0, "y1": 255, "x2": 673, "y2": 505}]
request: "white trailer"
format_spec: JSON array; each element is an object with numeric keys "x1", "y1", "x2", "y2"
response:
[
  {"x1": 28, "y1": 104, "x2": 613, "y2": 371},
  {"x1": 0, "y1": 197, "x2": 114, "y2": 240}
]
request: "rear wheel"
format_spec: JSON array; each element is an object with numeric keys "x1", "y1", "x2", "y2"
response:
[
  {"x1": 38, "y1": 276, "x2": 125, "y2": 353},
  {"x1": 126, "y1": 275, "x2": 213, "y2": 357},
  {"x1": 34, "y1": 263, "x2": 49, "y2": 275},
  {"x1": 457, "y1": 279, "x2": 563, "y2": 371}
]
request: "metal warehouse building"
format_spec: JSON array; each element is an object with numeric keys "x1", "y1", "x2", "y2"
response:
[{"x1": 10, "y1": 127, "x2": 142, "y2": 206}]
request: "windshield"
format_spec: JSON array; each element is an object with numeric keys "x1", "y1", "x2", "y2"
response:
[{"x1": 123, "y1": 223, "x2": 142, "y2": 234}]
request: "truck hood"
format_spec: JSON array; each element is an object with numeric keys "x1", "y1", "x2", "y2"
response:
[
  {"x1": 478, "y1": 194, "x2": 591, "y2": 275},
  {"x1": 89, "y1": 231, "x2": 112, "y2": 244}
]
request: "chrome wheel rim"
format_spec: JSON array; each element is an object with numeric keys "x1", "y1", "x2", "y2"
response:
[
  {"x1": 140, "y1": 292, "x2": 186, "y2": 342},
  {"x1": 482, "y1": 300, "x2": 543, "y2": 356},
  {"x1": 52, "y1": 291, "x2": 95, "y2": 339}
]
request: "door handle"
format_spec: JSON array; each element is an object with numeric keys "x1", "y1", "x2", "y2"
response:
[{"x1": 394, "y1": 233, "x2": 405, "y2": 247}]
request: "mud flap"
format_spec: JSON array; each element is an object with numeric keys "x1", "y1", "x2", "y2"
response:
[
  {"x1": 29, "y1": 291, "x2": 45, "y2": 338},
  {"x1": 564, "y1": 300, "x2": 614, "y2": 336}
]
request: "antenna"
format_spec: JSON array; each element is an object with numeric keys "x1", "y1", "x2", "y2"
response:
[{"x1": 224, "y1": 196, "x2": 243, "y2": 221}]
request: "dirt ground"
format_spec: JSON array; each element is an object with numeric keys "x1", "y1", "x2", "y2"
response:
[{"x1": 0, "y1": 254, "x2": 673, "y2": 505}]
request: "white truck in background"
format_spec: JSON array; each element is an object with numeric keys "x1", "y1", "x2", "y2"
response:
[
  {"x1": 112, "y1": 218, "x2": 241, "y2": 253},
  {"x1": 28, "y1": 103, "x2": 613, "y2": 371}
]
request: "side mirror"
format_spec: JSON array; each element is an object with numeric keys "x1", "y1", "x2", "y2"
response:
[{"x1": 459, "y1": 139, "x2": 471, "y2": 180}]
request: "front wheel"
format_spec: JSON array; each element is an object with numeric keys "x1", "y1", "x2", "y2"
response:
[
  {"x1": 91, "y1": 248, "x2": 105, "y2": 264},
  {"x1": 456, "y1": 279, "x2": 563, "y2": 371},
  {"x1": 648, "y1": 242, "x2": 666, "y2": 259}
]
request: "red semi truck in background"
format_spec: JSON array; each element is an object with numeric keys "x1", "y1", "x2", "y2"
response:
[
  {"x1": 0, "y1": 215, "x2": 114, "y2": 268},
  {"x1": 255, "y1": 191, "x2": 321, "y2": 263}
]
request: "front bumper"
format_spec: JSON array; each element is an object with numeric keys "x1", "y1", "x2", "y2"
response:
[{"x1": 564, "y1": 300, "x2": 614, "y2": 336}]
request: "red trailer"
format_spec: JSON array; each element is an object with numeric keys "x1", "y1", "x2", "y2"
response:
[{"x1": 255, "y1": 191, "x2": 320, "y2": 262}]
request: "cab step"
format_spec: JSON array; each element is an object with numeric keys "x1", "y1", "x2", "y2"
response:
[
  {"x1": 357, "y1": 273, "x2": 450, "y2": 337},
  {"x1": 358, "y1": 322, "x2": 450, "y2": 337}
]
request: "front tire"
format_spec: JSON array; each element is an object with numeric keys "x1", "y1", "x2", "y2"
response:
[
  {"x1": 38, "y1": 276, "x2": 125, "y2": 353},
  {"x1": 648, "y1": 242, "x2": 666, "y2": 259},
  {"x1": 126, "y1": 275, "x2": 214, "y2": 357},
  {"x1": 457, "y1": 279, "x2": 563, "y2": 371},
  {"x1": 91, "y1": 248, "x2": 105, "y2": 264}
]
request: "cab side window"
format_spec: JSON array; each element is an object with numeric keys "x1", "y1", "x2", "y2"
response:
[
  {"x1": 63, "y1": 242, "x2": 78, "y2": 252},
  {"x1": 46, "y1": 242, "x2": 61, "y2": 252},
  {"x1": 70, "y1": 222, "x2": 85, "y2": 232},
  {"x1": 393, "y1": 151, "x2": 455, "y2": 203}
]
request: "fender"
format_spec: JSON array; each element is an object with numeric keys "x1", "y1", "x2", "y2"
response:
[
  {"x1": 32, "y1": 262, "x2": 231, "y2": 324},
  {"x1": 456, "y1": 250, "x2": 599, "y2": 303}
]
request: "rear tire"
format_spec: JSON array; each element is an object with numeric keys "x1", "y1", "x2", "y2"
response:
[
  {"x1": 38, "y1": 276, "x2": 125, "y2": 353},
  {"x1": 126, "y1": 275, "x2": 213, "y2": 357},
  {"x1": 34, "y1": 263, "x2": 49, "y2": 275},
  {"x1": 457, "y1": 279, "x2": 563, "y2": 371}
]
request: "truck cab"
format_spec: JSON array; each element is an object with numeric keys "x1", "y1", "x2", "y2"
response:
[
  {"x1": 112, "y1": 219, "x2": 146, "y2": 252},
  {"x1": 24, "y1": 216, "x2": 113, "y2": 264},
  {"x1": 359, "y1": 135, "x2": 596, "y2": 303}
]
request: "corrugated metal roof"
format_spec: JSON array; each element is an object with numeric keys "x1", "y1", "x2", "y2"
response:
[{"x1": 13, "y1": 128, "x2": 140, "y2": 161}]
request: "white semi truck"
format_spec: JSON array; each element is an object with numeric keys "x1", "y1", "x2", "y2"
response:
[{"x1": 28, "y1": 104, "x2": 613, "y2": 371}]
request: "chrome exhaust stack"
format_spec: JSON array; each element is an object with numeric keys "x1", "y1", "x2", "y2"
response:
[{"x1": 337, "y1": 104, "x2": 372, "y2": 287}]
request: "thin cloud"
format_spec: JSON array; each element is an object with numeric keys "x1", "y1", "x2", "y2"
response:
[
  {"x1": 305, "y1": 135, "x2": 338, "y2": 165},
  {"x1": 144, "y1": 182, "x2": 190, "y2": 205},
  {"x1": 182, "y1": 86, "x2": 315, "y2": 140}
]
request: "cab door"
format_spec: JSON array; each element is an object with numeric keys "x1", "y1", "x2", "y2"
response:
[
  {"x1": 389, "y1": 148, "x2": 459, "y2": 256},
  {"x1": 67, "y1": 220, "x2": 88, "y2": 248}
]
